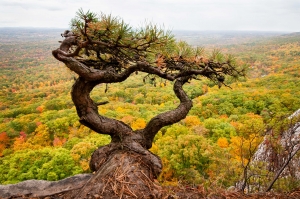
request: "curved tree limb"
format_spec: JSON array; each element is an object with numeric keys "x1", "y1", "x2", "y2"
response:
[
  {"x1": 53, "y1": 51, "x2": 176, "y2": 82},
  {"x1": 139, "y1": 76, "x2": 193, "y2": 149},
  {"x1": 71, "y1": 78, "x2": 133, "y2": 142}
]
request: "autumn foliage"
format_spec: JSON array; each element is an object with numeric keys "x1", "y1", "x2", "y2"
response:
[{"x1": 0, "y1": 26, "x2": 299, "y2": 195}]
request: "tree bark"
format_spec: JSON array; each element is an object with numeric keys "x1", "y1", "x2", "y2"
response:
[
  {"x1": 54, "y1": 58, "x2": 193, "y2": 198},
  {"x1": 51, "y1": 30, "x2": 195, "y2": 198},
  {"x1": 64, "y1": 74, "x2": 192, "y2": 198}
]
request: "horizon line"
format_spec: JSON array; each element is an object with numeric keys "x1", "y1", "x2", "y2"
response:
[{"x1": 0, "y1": 27, "x2": 295, "y2": 33}]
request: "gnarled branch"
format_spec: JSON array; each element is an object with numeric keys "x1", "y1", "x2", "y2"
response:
[
  {"x1": 71, "y1": 78, "x2": 132, "y2": 142},
  {"x1": 140, "y1": 76, "x2": 193, "y2": 149}
]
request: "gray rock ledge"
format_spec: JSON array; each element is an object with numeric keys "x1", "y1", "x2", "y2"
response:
[{"x1": 0, "y1": 173, "x2": 92, "y2": 198}]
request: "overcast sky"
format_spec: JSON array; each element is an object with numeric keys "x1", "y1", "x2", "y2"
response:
[{"x1": 0, "y1": 0, "x2": 299, "y2": 32}]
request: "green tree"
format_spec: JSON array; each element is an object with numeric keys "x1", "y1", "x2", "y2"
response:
[
  {"x1": 0, "y1": 147, "x2": 82, "y2": 184},
  {"x1": 155, "y1": 133, "x2": 212, "y2": 184}
]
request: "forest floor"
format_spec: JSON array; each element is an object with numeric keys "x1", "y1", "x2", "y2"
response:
[
  {"x1": 11, "y1": 186, "x2": 300, "y2": 199},
  {"x1": 160, "y1": 186, "x2": 300, "y2": 199}
]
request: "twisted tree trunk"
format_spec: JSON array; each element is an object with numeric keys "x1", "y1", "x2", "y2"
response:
[
  {"x1": 59, "y1": 76, "x2": 191, "y2": 198},
  {"x1": 52, "y1": 41, "x2": 192, "y2": 197}
]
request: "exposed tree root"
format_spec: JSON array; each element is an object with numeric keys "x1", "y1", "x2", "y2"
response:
[{"x1": 61, "y1": 148, "x2": 162, "y2": 199}]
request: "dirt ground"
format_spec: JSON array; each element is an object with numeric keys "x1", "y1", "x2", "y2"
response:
[{"x1": 9, "y1": 186, "x2": 300, "y2": 199}]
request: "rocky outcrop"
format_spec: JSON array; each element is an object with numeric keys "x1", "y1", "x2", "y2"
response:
[
  {"x1": 252, "y1": 109, "x2": 300, "y2": 178},
  {"x1": 238, "y1": 109, "x2": 300, "y2": 192},
  {"x1": 0, "y1": 174, "x2": 92, "y2": 198}
]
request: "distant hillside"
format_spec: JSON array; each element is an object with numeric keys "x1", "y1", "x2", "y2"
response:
[
  {"x1": 173, "y1": 30, "x2": 288, "y2": 46},
  {"x1": 270, "y1": 32, "x2": 300, "y2": 44},
  {"x1": 0, "y1": 28, "x2": 63, "y2": 43},
  {"x1": 172, "y1": 30, "x2": 300, "y2": 78}
]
